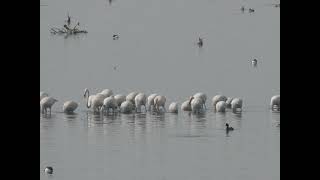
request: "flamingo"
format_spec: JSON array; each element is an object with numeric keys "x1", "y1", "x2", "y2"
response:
[
  {"x1": 181, "y1": 97, "x2": 193, "y2": 111},
  {"x1": 215, "y1": 101, "x2": 227, "y2": 112},
  {"x1": 193, "y1": 92, "x2": 207, "y2": 109},
  {"x1": 212, "y1": 95, "x2": 227, "y2": 109},
  {"x1": 231, "y1": 98, "x2": 243, "y2": 113},
  {"x1": 100, "y1": 89, "x2": 113, "y2": 97},
  {"x1": 154, "y1": 95, "x2": 166, "y2": 112},
  {"x1": 270, "y1": 95, "x2": 280, "y2": 111},
  {"x1": 147, "y1": 93, "x2": 158, "y2": 111},
  {"x1": 135, "y1": 93, "x2": 147, "y2": 112},
  {"x1": 40, "y1": 91, "x2": 49, "y2": 101},
  {"x1": 226, "y1": 97, "x2": 233, "y2": 108},
  {"x1": 101, "y1": 96, "x2": 117, "y2": 113},
  {"x1": 190, "y1": 97, "x2": 204, "y2": 113},
  {"x1": 83, "y1": 88, "x2": 104, "y2": 112},
  {"x1": 126, "y1": 92, "x2": 139, "y2": 105},
  {"x1": 63, "y1": 100, "x2": 78, "y2": 113},
  {"x1": 168, "y1": 102, "x2": 178, "y2": 113},
  {"x1": 114, "y1": 94, "x2": 126, "y2": 108},
  {"x1": 120, "y1": 100, "x2": 134, "y2": 114},
  {"x1": 40, "y1": 97, "x2": 58, "y2": 115}
]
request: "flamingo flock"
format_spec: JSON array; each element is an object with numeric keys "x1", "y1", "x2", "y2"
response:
[{"x1": 40, "y1": 89, "x2": 280, "y2": 115}]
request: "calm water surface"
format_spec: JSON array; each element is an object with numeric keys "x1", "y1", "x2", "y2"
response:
[{"x1": 40, "y1": 0, "x2": 279, "y2": 179}]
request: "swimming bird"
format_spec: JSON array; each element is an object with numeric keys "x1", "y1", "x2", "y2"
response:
[
  {"x1": 113, "y1": 34, "x2": 119, "y2": 40},
  {"x1": 40, "y1": 97, "x2": 58, "y2": 115},
  {"x1": 168, "y1": 102, "x2": 178, "y2": 113},
  {"x1": 63, "y1": 100, "x2": 78, "y2": 113},
  {"x1": 248, "y1": 8, "x2": 255, "y2": 13},
  {"x1": 44, "y1": 166, "x2": 53, "y2": 174},
  {"x1": 197, "y1": 38, "x2": 203, "y2": 47},
  {"x1": 240, "y1": 6, "x2": 245, "y2": 12},
  {"x1": 252, "y1": 59, "x2": 257, "y2": 67},
  {"x1": 226, "y1": 123, "x2": 234, "y2": 131}
]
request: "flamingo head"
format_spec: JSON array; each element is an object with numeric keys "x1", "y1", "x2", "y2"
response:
[{"x1": 84, "y1": 88, "x2": 89, "y2": 98}]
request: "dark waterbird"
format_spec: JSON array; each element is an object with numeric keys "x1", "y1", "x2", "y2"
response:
[
  {"x1": 226, "y1": 123, "x2": 234, "y2": 131},
  {"x1": 44, "y1": 166, "x2": 53, "y2": 174},
  {"x1": 197, "y1": 38, "x2": 203, "y2": 47}
]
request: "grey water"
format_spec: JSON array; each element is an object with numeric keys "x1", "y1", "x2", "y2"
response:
[{"x1": 40, "y1": 0, "x2": 279, "y2": 179}]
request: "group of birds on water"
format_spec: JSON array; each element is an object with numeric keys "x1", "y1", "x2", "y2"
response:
[
  {"x1": 41, "y1": 1, "x2": 279, "y2": 175},
  {"x1": 40, "y1": 89, "x2": 280, "y2": 116},
  {"x1": 41, "y1": 90, "x2": 279, "y2": 176}
]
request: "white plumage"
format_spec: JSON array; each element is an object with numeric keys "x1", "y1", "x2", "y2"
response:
[
  {"x1": 40, "y1": 97, "x2": 58, "y2": 115},
  {"x1": 63, "y1": 100, "x2": 78, "y2": 113}
]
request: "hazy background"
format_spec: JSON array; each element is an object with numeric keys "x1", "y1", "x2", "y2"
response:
[
  {"x1": 41, "y1": 0, "x2": 279, "y2": 179},
  {"x1": 40, "y1": 0, "x2": 279, "y2": 110}
]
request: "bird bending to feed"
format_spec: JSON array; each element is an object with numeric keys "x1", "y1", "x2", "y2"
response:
[
  {"x1": 226, "y1": 123, "x2": 234, "y2": 131},
  {"x1": 63, "y1": 101, "x2": 78, "y2": 113},
  {"x1": 197, "y1": 38, "x2": 203, "y2": 47},
  {"x1": 248, "y1": 8, "x2": 255, "y2": 13},
  {"x1": 40, "y1": 97, "x2": 58, "y2": 115},
  {"x1": 168, "y1": 102, "x2": 178, "y2": 113},
  {"x1": 270, "y1": 95, "x2": 280, "y2": 111},
  {"x1": 44, "y1": 166, "x2": 53, "y2": 174}
]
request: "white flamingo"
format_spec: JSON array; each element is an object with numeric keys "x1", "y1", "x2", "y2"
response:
[
  {"x1": 147, "y1": 93, "x2": 158, "y2": 111},
  {"x1": 270, "y1": 95, "x2": 280, "y2": 111},
  {"x1": 40, "y1": 91, "x2": 49, "y2": 101},
  {"x1": 181, "y1": 97, "x2": 193, "y2": 111},
  {"x1": 190, "y1": 97, "x2": 204, "y2": 113},
  {"x1": 231, "y1": 98, "x2": 243, "y2": 113},
  {"x1": 63, "y1": 101, "x2": 78, "y2": 113},
  {"x1": 226, "y1": 97, "x2": 234, "y2": 108},
  {"x1": 83, "y1": 88, "x2": 104, "y2": 112},
  {"x1": 100, "y1": 89, "x2": 113, "y2": 97},
  {"x1": 135, "y1": 93, "x2": 147, "y2": 112},
  {"x1": 168, "y1": 102, "x2": 178, "y2": 113},
  {"x1": 212, "y1": 95, "x2": 227, "y2": 109},
  {"x1": 120, "y1": 100, "x2": 134, "y2": 114},
  {"x1": 216, "y1": 101, "x2": 227, "y2": 112},
  {"x1": 154, "y1": 95, "x2": 166, "y2": 112},
  {"x1": 114, "y1": 94, "x2": 126, "y2": 108},
  {"x1": 101, "y1": 96, "x2": 117, "y2": 113},
  {"x1": 40, "y1": 97, "x2": 58, "y2": 115},
  {"x1": 193, "y1": 92, "x2": 207, "y2": 109},
  {"x1": 126, "y1": 92, "x2": 139, "y2": 105}
]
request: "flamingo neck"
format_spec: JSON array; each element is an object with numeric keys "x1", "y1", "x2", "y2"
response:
[{"x1": 85, "y1": 89, "x2": 91, "y2": 108}]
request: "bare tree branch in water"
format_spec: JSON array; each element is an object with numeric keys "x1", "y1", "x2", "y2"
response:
[{"x1": 50, "y1": 14, "x2": 87, "y2": 37}]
